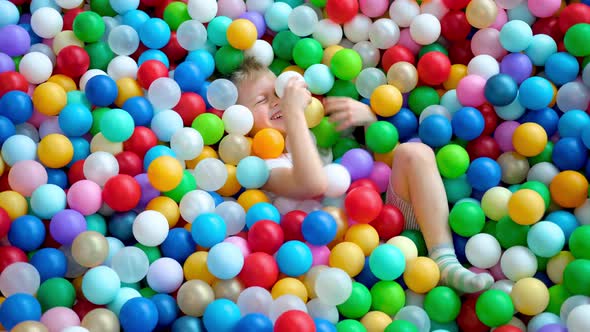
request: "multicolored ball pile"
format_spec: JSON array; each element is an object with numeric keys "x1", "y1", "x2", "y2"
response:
[{"x1": 1, "y1": 0, "x2": 590, "y2": 331}]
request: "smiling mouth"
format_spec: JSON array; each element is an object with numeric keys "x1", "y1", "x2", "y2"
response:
[{"x1": 270, "y1": 111, "x2": 283, "y2": 120}]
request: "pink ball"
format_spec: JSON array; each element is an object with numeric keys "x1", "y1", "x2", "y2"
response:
[
  {"x1": 307, "y1": 243, "x2": 330, "y2": 267},
  {"x1": 28, "y1": 109, "x2": 49, "y2": 128},
  {"x1": 490, "y1": 7, "x2": 507, "y2": 30},
  {"x1": 368, "y1": 162, "x2": 391, "y2": 194},
  {"x1": 8, "y1": 160, "x2": 48, "y2": 196},
  {"x1": 224, "y1": 236, "x2": 251, "y2": 257},
  {"x1": 471, "y1": 28, "x2": 508, "y2": 60},
  {"x1": 489, "y1": 261, "x2": 507, "y2": 280},
  {"x1": 67, "y1": 179, "x2": 103, "y2": 216},
  {"x1": 456, "y1": 75, "x2": 487, "y2": 107},
  {"x1": 397, "y1": 28, "x2": 421, "y2": 55},
  {"x1": 217, "y1": 0, "x2": 246, "y2": 19},
  {"x1": 40, "y1": 307, "x2": 81, "y2": 332},
  {"x1": 359, "y1": 0, "x2": 389, "y2": 18},
  {"x1": 39, "y1": 117, "x2": 64, "y2": 139},
  {"x1": 493, "y1": 120, "x2": 520, "y2": 152},
  {"x1": 528, "y1": 0, "x2": 561, "y2": 18},
  {"x1": 469, "y1": 266, "x2": 489, "y2": 275}
]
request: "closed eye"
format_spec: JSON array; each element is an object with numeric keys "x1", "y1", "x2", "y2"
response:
[{"x1": 255, "y1": 97, "x2": 267, "y2": 105}]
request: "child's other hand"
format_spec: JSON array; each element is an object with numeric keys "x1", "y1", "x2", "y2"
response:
[
  {"x1": 280, "y1": 77, "x2": 311, "y2": 113},
  {"x1": 324, "y1": 97, "x2": 377, "y2": 131}
]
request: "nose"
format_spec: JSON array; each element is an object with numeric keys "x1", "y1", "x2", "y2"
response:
[{"x1": 270, "y1": 93, "x2": 280, "y2": 108}]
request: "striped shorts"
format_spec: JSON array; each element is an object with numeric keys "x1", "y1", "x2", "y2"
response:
[{"x1": 385, "y1": 180, "x2": 420, "y2": 230}]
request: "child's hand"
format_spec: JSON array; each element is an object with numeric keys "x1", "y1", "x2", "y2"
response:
[
  {"x1": 324, "y1": 97, "x2": 377, "y2": 131},
  {"x1": 280, "y1": 77, "x2": 311, "y2": 113}
]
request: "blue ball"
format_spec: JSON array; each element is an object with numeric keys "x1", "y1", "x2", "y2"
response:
[
  {"x1": 466, "y1": 157, "x2": 502, "y2": 191},
  {"x1": 452, "y1": 233, "x2": 468, "y2": 264},
  {"x1": 197, "y1": 81, "x2": 213, "y2": 109},
  {"x1": 499, "y1": 19, "x2": 533, "y2": 52},
  {"x1": 85, "y1": 75, "x2": 118, "y2": 107},
  {"x1": 276, "y1": 240, "x2": 313, "y2": 277},
  {"x1": 558, "y1": 109, "x2": 589, "y2": 138},
  {"x1": 545, "y1": 52, "x2": 579, "y2": 86},
  {"x1": 451, "y1": 107, "x2": 485, "y2": 140},
  {"x1": 110, "y1": 0, "x2": 139, "y2": 14},
  {"x1": 186, "y1": 49, "x2": 216, "y2": 80},
  {"x1": 207, "y1": 242, "x2": 244, "y2": 279},
  {"x1": 355, "y1": 257, "x2": 379, "y2": 289},
  {"x1": 151, "y1": 110, "x2": 183, "y2": 142},
  {"x1": 235, "y1": 313, "x2": 273, "y2": 332},
  {"x1": 174, "y1": 61, "x2": 205, "y2": 93},
  {"x1": 0, "y1": 0, "x2": 19, "y2": 26},
  {"x1": 534, "y1": 271, "x2": 553, "y2": 288},
  {"x1": 138, "y1": 49, "x2": 170, "y2": 68},
  {"x1": 304, "y1": 64, "x2": 335, "y2": 95},
  {"x1": 123, "y1": 96, "x2": 154, "y2": 127},
  {"x1": 369, "y1": 244, "x2": 406, "y2": 281},
  {"x1": 484, "y1": 74, "x2": 518, "y2": 106},
  {"x1": 122, "y1": 9, "x2": 150, "y2": 31},
  {"x1": 522, "y1": 107, "x2": 559, "y2": 137},
  {"x1": 203, "y1": 299, "x2": 241, "y2": 332},
  {"x1": 8, "y1": 215, "x2": 45, "y2": 252},
  {"x1": 143, "y1": 145, "x2": 177, "y2": 171},
  {"x1": 58, "y1": 104, "x2": 93, "y2": 136},
  {"x1": 69, "y1": 137, "x2": 91, "y2": 166},
  {"x1": 0, "y1": 90, "x2": 33, "y2": 124},
  {"x1": 46, "y1": 168, "x2": 68, "y2": 189},
  {"x1": 383, "y1": 107, "x2": 418, "y2": 142},
  {"x1": 518, "y1": 76, "x2": 553, "y2": 110},
  {"x1": 161, "y1": 228, "x2": 197, "y2": 263},
  {"x1": 0, "y1": 293, "x2": 42, "y2": 330},
  {"x1": 139, "y1": 18, "x2": 171, "y2": 49},
  {"x1": 151, "y1": 294, "x2": 179, "y2": 328},
  {"x1": 191, "y1": 213, "x2": 226, "y2": 248},
  {"x1": 208, "y1": 191, "x2": 224, "y2": 206},
  {"x1": 301, "y1": 210, "x2": 337, "y2": 246},
  {"x1": 418, "y1": 114, "x2": 452, "y2": 148},
  {"x1": 245, "y1": 202, "x2": 280, "y2": 228},
  {"x1": 527, "y1": 221, "x2": 565, "y2": 258},
  {"x1": 552, "y1": 137, "x2": 588, "y2": 171},
  {"x1": 546, "y1": 210, "x2": 579, "y2": 241},
  {"x1": 315, "y1": 318, "x2": 337, "y2": 332},
  {"x1": 0, "y1": 115, "x2": 16, "y2": 145},
  {"x1": 120, "y1": 297, "x2": 159, "y2": 332},
  {"x1": 108, "y1": 212, "x2": 138, "y2": 242},
  {"x1": 524, "y1": 34, "x2": 557, "y2": 66},
  {"x1": 172, "y1": 316, "x2": 204, "y2": 332},
  {"x1": 30, "y1": 248, "x2": 67, "y2": 281},
  {"x1": 236, "y1": 156, "x2": 270, "y2": 189}
]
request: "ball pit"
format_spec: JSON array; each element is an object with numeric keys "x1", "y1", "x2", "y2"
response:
[{"x1": 1, "y1": 0, "x2": 590, "y2": 331}]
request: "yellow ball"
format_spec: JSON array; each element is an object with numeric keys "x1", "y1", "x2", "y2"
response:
[
  {"x1": 146, "y1": 196, "x2": 180, "y2": 228},
  {"x1": 322, "y1": 45, "x2": 344, "y2": 66},
  {"x1": 374, "y1": 149, "x2": 395, "y2": 167},
  {"x1": 443, "y1": 64, "x2": 468, "y2": 90},
  {"x1": 481, "y1": 186, "x2": 512, "y2": 221},
  {"x1": 38, "y1": 134, "x2": 74, "y2": 168},
  {"x1": 403, "y1": 257, "x2": 440, "y2": 294},
  {"x1": 512, "y1": 123, "x2": 548, "y2": 157},
  {"x1": 48, "y1": 74, "x2": 77, "y2": 92},
  {"x1": 304, "y1": 266, "x2": 328, "y2": 298},
  {"x1": 547, "y1": 251, "x2": 575, "y2": 284},
  {"x1": 227, "y1": 19, "x2": 258, "y2": 50},
  {"x1": 387, "y1": 236, "x2": 418, "y2": 262},
  {"x1": 360, "y1": 311, "x2": 393, "y2": 332},
  {"x1": 33, "y1": 82, "x2": 67, "y2": 116},
  {"x1": 237, "y1": 189, "x2": 270, "y2": 211},
  {"x1": 271, "y1": 277, "x2": 308, "y2": 303},
  {"x1": 115, "y1": 78, "x2": 143, "y2": 107},
  {"x1": 304, "y1": 97, "x2": 325, "y2": 128},
  {"x1": 52, "y1": 30, "x2": 84, "y2": 54},
  {"x1": 345, "y1": 224, "x2": 380, "y2": 256},
  {"x1": 282, "y1": 65, "x2": 305, "y2": 76},
  {"x1": 90, "y1": 132, "x2": 124, "y2": 154},
  {"x1": 370, "y1": 84, "x2": 403, "y2": 117},
  {"x1": 0, "y1": 191, "x2": 28, "y2": 220},
  {"x1": 0, "y1": 155, "x2": 5, "y2": 177},
  {"x1": 510, "y1": 277, "x2": 549, "y2": 315},
  {"x1": 147, "y1": 156, "x2": 184, "y2": 192},
  {"x1": 329, "y1": 241, "x2": 365, "y2": 277},
  {"x1": 184, "y1": 251, "x2": 216, "y2": 284},
  {"x1": 466, "y1": 0, "x2": 498, "y2": 29},
  {"x1": 508, "y1": 189, "x2": 545, "y2": 225},
  {"x1": 217, "y1": 164, "x2": 242, "y2": 197},
  {"x1": 186, "y1": 145, "x2": 218, "y2": 169}
]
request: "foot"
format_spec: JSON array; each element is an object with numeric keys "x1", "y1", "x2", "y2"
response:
[{"x1": 430, "y1": 245, "x2": 494, "y2": 293}]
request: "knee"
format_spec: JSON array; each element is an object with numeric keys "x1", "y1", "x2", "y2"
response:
[{"x1": 394, "y1": 142, "x2": 436, "y2": 167}]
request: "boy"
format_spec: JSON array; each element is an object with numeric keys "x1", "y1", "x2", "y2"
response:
[{"x1": 230, "y1": 58, "x2": 494, "y2": 294}]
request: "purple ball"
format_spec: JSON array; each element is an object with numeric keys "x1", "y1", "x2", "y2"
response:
[
  {"x1": 500, "y1": 53, "x2": 533, "y2": 84},
  {"x1": 239, "y1": 11, "x2": 266, "y2": 39},
  {"x1": 134, "y1": 173, "x2": 160, "y2": 210},
  {"x1": 493, "y1": 120, "x2": 520, "y2": 152},
  {"x1": 340, "y1": 148, "x2": 374, "y2": 181},
  {"x1": 0, "y1": 25, "x2": 31, "y2": 56},
  {"x1": 538, "y1": 324, "x2": 568, "y2": 332},
  {"x1": 19, "y1": 14, "x2": 32, "y2": 24},
  {"x1": 49, "y1": 209, "x2": 87, "y2": 245},
  {"x1": 0, "y1": 52, "x2": 15, "y2": 73},
  {"x1": 369, "y1": 161, "x2": 391, "y2": 193}
]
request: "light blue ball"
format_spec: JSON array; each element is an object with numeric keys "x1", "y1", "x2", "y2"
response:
[
  {"x1": 139, "y1": 18, "x2": 171, "y2": 49},
  {"x1": 107, "y1": 287, "x2": 141, "y2": 316},
  {"x1": 527, "y1": 312, "x2": 560, "y2": 332},
  {"x1": 122, "y1": 9, "x2": 150, "y2": 31},
  {"x1": 187, "y1": 49, "x2": 216, "y2": 79},
  {"x1": 151, "y1": 110, "x2": 183, "y2": 142},
  {"x1": 304, "y1": 64, "x2": 335, "y2": 95},
  {"x1": 494, "y1": 94, "x2": 525, "y2": 121},
  {"x1": 245, "y1": 202, "x2": 280, "y2": 228},
  {"x1": 507, "y1": 3, "x2": 536, "y2": 26},
  {"x1": 527, "y1": 221, "x2": 565, "y2": 258},
  {"x1": 0, "y1": 0, "x2": 19, "y2": 27},
  {"x1": 558, "y1": 109, "x2": 589, "y2": 138},
  {"x1": 143, "y1": 145, "x2": 177, "y2": 171},
  {"x1": 206, "y1": 16, "x2": 232, "y2": 47},
  {"x1": 524, "y1": 34, "x2": 557, "y2": 66},
  {"x1": 0, "y1": 134, "x2": 36, "y2": 166},
  {"x1": 30, "y1": 184, "x2": 67, "y2": 219},
  {"x1": 30, "y1": 0, "x2": 61, "y2": 13},
  {"x1": 172, "y1": 316, "x2": 204, "y2": 332},
  {"x1": 67, "y1": 90, "x2": 92, "y2": 109},
  {"x1": 236, "y1": 156, "x2": 270, "y2": 189},
  {"x1": 110, "y1": 0, "x2": 140, "y2": 15},
  {"x1": 69, "y1": 137, "x2": 90, "y2": 165},
  {"x1": 59, "y1": 104, "x2": 93, "y2": 137},
  {"x1": 499, "y1": 20, "x2": 533, "y2": 53},
  {"x1": 369, "y1": 244, "x2": 406, "y2": 281},
  {"x1": 207, "y1": 242, "x2": 244, "y2": 280},
  {"x1": 264, "y1": 2, "x2": 292, "y2": 32},
  {"x1": 203, "y1": 299, "x2": 241, "y2": 332},
  {"x1": 518, "y1": 76, "x2": 553, "y2": 110},
  {"x1": 138, "y1": 49, "x2": 170, "y2": 68},
  {"x1": 276, "y1": 240, "x2": 313, "y2": 277},
  {"x1": 82, "y1": 266, "x2": 121, "y2": 305},
  {"x1": 545, "y1": 52, "x2": 579, "y2": 86},
  {"x1": 191, "y1": 213, "x2": 227, "y2": 248},
  {"x1": 545, "y1": 210, "x2": 579, "y2": 241},
  {"x1": 104, "y1": 237, "x2": 125, "y2": 266},
  {"x1": 440, "y1": 89, "x2": 462, "y2": 114}
]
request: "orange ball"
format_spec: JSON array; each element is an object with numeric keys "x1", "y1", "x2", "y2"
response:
[
  {"x1": 147, "y1": 156, "x2": 184, "y2": 192},
  {"x1": 403, "y1": 257, "x2": 440, "y2": 294},
  {"x1": 322, "y1": 45, "x2": 344, "y2": 66},
  {"x1": 217, "y1": 164, "x2": 242, "y2": 197},
  {"x1": 252, "y1": 128, "x2": 285, "y2": 159},
  {"x1": 507, "y1": 189, "x2": 545, "y2": 225},
  {"x1": 227, "y1": 19, "x2": 257, "y2": 50},
  {"x1": 48, "y1": 74, "x2": 77, "y2": 92},
  {"x1": 186, "y1": 146, "x2": 218, "y2": 169},
  {"x1": 33, "y1": 82, "x2": 67, "y2": 116},
  {"x1": 237, "y1": 189, "x2": 269, "y2": 211},
  {"x1": 512, "y1": 122, "x2": 548, "y2": 157},
  {"x1": 370, "y1": 84, "x2": 403, "y2": 117},
  {"x1": 550, "y1": 170, "x2": 588, "y2": 208}
]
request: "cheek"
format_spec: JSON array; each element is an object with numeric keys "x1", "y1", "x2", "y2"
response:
[{"x1": 252, "y1": 107, "x2": 270, "y2": 127}]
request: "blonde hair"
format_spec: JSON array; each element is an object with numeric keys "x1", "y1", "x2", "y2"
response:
[{"x1": 228, "y1": 57, "x2": 271, "y2": 86}]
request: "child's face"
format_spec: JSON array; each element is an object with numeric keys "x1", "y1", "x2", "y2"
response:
[{"x1": 236, "y1": 71, "x2": 286, "y2": 134}]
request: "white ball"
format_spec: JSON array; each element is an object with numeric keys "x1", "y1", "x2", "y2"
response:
[
  {"x1": 31, "y1": 7, "x2": 63, "y2": 39},
  {"x1": 269, "y1": 295, "x2": 308, "y2": 322},
  {"x1": 313, "y1": 19, "x2": 343, "y2": 47},
  {"x1": 148, "y1": 77, "x2": 181, "y2": 110},
  {"x1": 561, "y1": 296, "x2": 590, "y2": 322},
  {"x1": 177, "y1": 20, "x2": 208, "y2": 51},
  {"x1": 527, "y1": 162, "x2": 559, "y2": 186},
  {"x1": 465, "y1": 233, "x2": 502, "y2": 269},
  {"x1": 29, "y1": 43, "x2": 56, "y2": 66},
  {"x1": 187, "y1": 0, "x2": 218, "y2": 23},
  {"x1": 490, "y1": 279, "x2": 514, "y2": 295},
  {"x1": 19, "y1": 52, "x2": 53, "y2": 84},
  {"x1": 419, "y1": 105, "x2": 451, "y2": 123},
  {"x1": 369, "y1": 18, "x2": 400, "y2": 49},
  {"x1": 215, "y1": 201, "x2": 246, "y2": 236},
  {"x1": 500, "y1": 246, "x2": 537, "y2": 281},
  {"x1": 323, "y1": 163, "x2": 351, "y2": 198},
  {"x1": 420, "y1": 0, "x2": 450, "y2": 19},
  {"x1": 179, "y1": 190, "x2": 216, "y2": 223},
  {"x1": 83, "y1": 151, "x2": 119, "y2": 187},
  {"x1": 107, "y1": 55, "x2": 138, "y2": 80},
  {"x1": 288, "y1": 5, "x2": 319, "y2": 37},
  {"x1": 314, "y1": 268, "x2": 353, "y2": 306},
  {"x1": 405, "y1": 289, "x2": 425, "y2": 308},
  {"x1": 146, "y1": 258, "x2": 184, "y2": 293},
  {"x1": 56, "y1": 0, "x2": 83, "y2": 9},
  {"x1": 0, "y1": 262, "x2": 40, "y2": 297},
  {"x1": 389, "y1": 0, "x2": 420, "y2": 28},
  {"x1": 133, "y1": 210, "x2": 170, "y2": 246},
  {"x1": 468, "y1": 55, "x2": 500, "y2": 79},
  {"x1": 575, "y1": 199, "x2": 590, "y2": 225},
  {"x1": 353, "y1": 41, "x2": 381, "y2": 68},
  {"x1": 170, "y1": 127, "x2": 204, "y2": 161},
  {"x1": 356, "y1": 67, "x2": 387, "y2": 99},
  {"x1": 237, "y1": 286, "x2": 273, "y2": 316},
  {"x1": 207, "y1": 79, "x2": 238, "y2": 110},
  {"x1": 79, "y1": 69, "x2": 107, "y2": 91},
  {"x1": 245, "y1": 40, "x2": 274, "y2": 67},
  {"x1": 223, "y1": 105, "x2": 254, "y2": 135},
  {"x1": 409, "y1": 13, "x2": 441, "y2": 45},
  {"x1": 527, "y1": 312, "x2": 561, "y2": 332},
  {"x1": 343, "y1": 14, "x2": 372, "y2": 43},
  {"x1": 307, "y1": 298, "x2": 339, "y2": 324},
  {"x1": 275, "y1": 71, "x2": 304, "y2": 98},
  {"x1": 194, "y1": 158, "x2": 228, "y2": 192},
  {"x1": 61, "y1": 328, "x2": 89, "y2": 332}
]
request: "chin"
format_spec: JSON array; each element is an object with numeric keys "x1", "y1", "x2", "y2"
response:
[{"x1": 270, "y1": 119, "x2": 287, "y2": 134}]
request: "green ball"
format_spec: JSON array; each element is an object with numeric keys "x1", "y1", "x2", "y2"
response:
[
  {"x1": 337, "y1": 282, "x2": 372, "y2": 319},
  {"x1": 331, "y1": 49, "x2": 362, "y2": 81},
  {"x1": 520, "y1": 181, "x2": 551, "y2": 209},
  {"x1": 563, "y1": 259, "x2": 590, "y2": 296},
  {"x1": 90, "y1": 0, "x2": 117, "y2": 16},
  {"x1": 90, "y1": 107, "x2": 110, "y2": 135},
  {"x1": 443, "y1": 175, "x2": 472, "y2": 204},
  {"x1": 163, "y1": 2, "x2": 191, "y2": 31},
  {"x1": 365, "y1": 121, "x2": 399, "y2": 154},
  {"x1": 385, "y1": 320, "x2": 418, "y2": 332},
  {"x1": 583, "y1": 57, "x2": 590, "y2": 69},
  {"x1": 401, "y1": 230, "x2": 427, "y2": 256},
  {"x1": 85, "y1": 214, "x2": 107, "y2": 235},
  {"x1": 507, "y1": 184, "x2": 521, "y2": 193},
  {"x1": 546, "y1": 284, "x2": 571, "y2": 315},
  {"x1": 215, "y1": 45, "x2": 244, "y2": 75},
  {"x1": 273, "y1": 31, "x2": 301, "y2": 61},
  {"x1": 528, "y1": 141, "x2": 553, "y2": 165},
  {"x1": 85, "y1": 41, "x2": 115, "y2": 71},
  {"x1": 207, "y1": 16, "x2": 232, "y2": 46},
  {"x1": 370, "y1": 281, "x2": 405, "y2": 316},
  {"x1": 311, "y1": 117, "x2": 340, "y2": 148},
  {"x1": 164, "y1": 170, "x2": 197, "y2": 203},
  {"x1": 569, "y1": 225, "x2": 590, "y2": 259},
  {"x1": 408, "y1": 86, "x2": 440, "y2": 116},
  {"x1": 423, "y1": 286, "x2": 461, "y2": 323},
  {"x1": 327, "y1": 80, "x2": 359, "y2": 99},
  {"x1": 135, "y1": 244, "x2": 161, "y2": 264},
  {"x1": 482, "y1": 220, "x2": 497, "y2": 237},
  {"x1": 418, "y1": 43, "x2": 448, "y2": 58},
  {"x1": 269, "y1": 58, "x2": 291, "y2": 76},
  {"x1": 436, "y1": 144, "x2": 470, "y2": 179},
  {"x1": 336, "y1": 319, "x2": 367, "y2": 332},
  {"x1": 100, "y1": 109, "x2": 135, "y2": 142},
  {"x1": 12, "y1": 55, "x2": 21, "y2": 71},
  {"x1": 564, "y1": 23, "x2": 590, "y2": 57},
  {"x1": 37, "y1": 278, "x2": 76, "y2": 311},
  {"x1": 475, "y1": 289, "x2": 514, "y2": 327},
  {"x1": 192, "y1": 113, "x2": 225, "y2": 145},
  {"x1": 139, "y1": 287, "x2": 158, "y2": 298},
  {"x1": 293, "y1": 38, "x2": 323, "y2": 69},
  {"x1": 332, "y1": 137, "x2": 361, "y2": 159},
  {"x1": 122, "y1": 282, "x2": 141, "y2": 290},
  {"x1": 73, "y1": 11, "x2": 106, "y2": 43},
  {"x1": 449, "y1": 201, "x2": 486, "y2": 237},
  {"x1": 67, "y1": 90, "x2": 92, "y2": 109},
  {"x1": 277, "y1": 0, "x2": 304, "y2": 7},
  {"x1": 310, "y1": 0, "x2": 327, "y2": 6},
  {"x1": 495, "y1": 216, "x2": 530, "y2": 249},
  {"x1": 537, "y1": 255, "x2": 549, "y2": 271}
]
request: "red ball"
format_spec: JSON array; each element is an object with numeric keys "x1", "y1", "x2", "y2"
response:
[
  {"x1": 441, "y1": 11, "x2": 471, "y2": 41},
  {"x1": 115, "y1": 151, "x2": 143, "y2": 177},
  {"x1": 174, "y1": 92, "x2": 206, "y2": 127},
  {"x1": 0, "y1": 246, "x2": 28, "y2": 273},
  {"x1": 382, "y1": 45, "x2": 416, "y2": 72},
  {"x1": 123, "y1": 126, "x2": 158, "y2": 159},
  {"x1": 0, "y1": 173, "x2": 9, "y2": 192},
  {"x1": 274, "y1": 310, "x2": 316, "y2": 332},
  {"x1": 281, "y1": 210, "x2": 306, "y2": 242},
  {"x1": 68, "y1": 159, "x2": 86, "y2": 185},
  {"x1": 348, "y1": 179, "x2": 379, "y2": 193},
  {"x1": 559, "y1": 4, "x2": 590, "y2": 33},
  {"x1": 239, "y1": 252, "x2": 279, "y2": 289},
  {"x1": 456, "y1": 295, "x2": 489, "y2": 332},
  {"x1": 102, "y1": 174, "x2": 141, "y2": 212},
  {"x1": 0, "y1": 207, "x2": 10, "y2": 239},
  {"x1": 73, "y1": 298, "x2": 103, "y2": 320},
  {"x1": 63, "y1": 9, "x2": 84, "y2": 31},
  {"x1": 417, "y1": 51, "x2": 451, "y2": 86},
  {"x1": 370, "y1": 204, "x2": 404, "y2": 240},
  {"x1": 141, "y1": 0, "x2": 164, "y2": 6},
  {"x1": 478, "y1": 103, "x2": 499, "y2": 137},
  {"x1": 442, "y1": 0, "x2": 470, "y2": 10},
  {"x1": 466, "y1": 136, "x2": 501, "y2": 161},
  {"x1": 532, "y1": 17, "x2": 563, "y2": 42},
  {"x1": 207, "y1": 108, "x2": 224, "y2": 119},
  {"x1": 344, "y1": 187, "x2": 383, "y2": 223},
  {"x1": 494, "y1": 326, "x2": 523, "y2": 332},
  {"x1": 448, "y1": 39, "x2": 473, "y2": 65},
  {"x1": 161, "y1": 31, "x2": 188, "y2": 63},
  {"x1": 326, "y1": 0, "x2": 359, "y2": 24},
  {"x1": 137, "y1": 60, "x2": 169, "y2": 89},
  {"x1": 0, "y1": 71, "x2": 28, "y2": 98},
  {"x1": 248, "y1": 220, "x2": 285, "y2": 255},
  {"x1": 131, "y1": 43, "x2": 149, "y2": 63},
  {"x1": 56, "y1": 45, "x2": 90, "y2": 78}
]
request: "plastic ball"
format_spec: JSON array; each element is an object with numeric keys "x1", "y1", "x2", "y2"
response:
[
  {"x1": 119, "y1": 297, "x2": 159, "y2": 332},
  {"x1": 500, "y1": 246, "x2": 537, "y2": 281},
  {"x1": 475, "y1": 290, "x2": 514, "y2": 327},
  {"x1": 550, "y1": 171, "x2": 588, "y2": 208},
  {"x1": 518, "y1": 76, "x2": 554, "y2": 111},
  {"x1": 465, "y1": 233, "x2": 502, "y2": 269},
  {"x1": 527, "y1": 221, "x2": 565, "y2": 258},
  {"x1": 207, "y1": 242, "x2": 244, "y2": 280},
  {"x1": 0, "y1": 262, "x2": 40, "y2": 297},
  {"x1": 81, "y1": 266, "x2": 120, "y2": 305},
  {"x1": 369, "y1": 18, "x2": 400, "y2": 50},
  {"x1": 132, "y1": 210, "x2": 169, "y2": 247},
  {"x1": 410, "y1": 14, "x2": 441, "y2": 45},
  {"x1": 146, "y1": 257, "x2": 183, "y2": 294},
  {"x1": 403, "y1": 257, "x2": 440, "y2": 294},
  {"x1": 0, "y1": 293, "x2": 42, "y2": 330},
  {"x1": 510, "y1": 277, "x2": 549, "y2": 316},
  {"x1": 370, "y1": 84, "x2": 403, "y2": 117}
]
